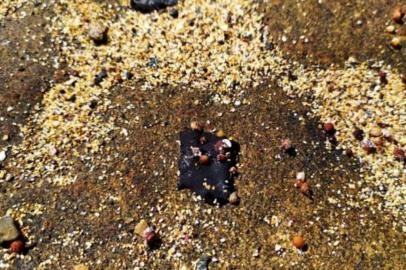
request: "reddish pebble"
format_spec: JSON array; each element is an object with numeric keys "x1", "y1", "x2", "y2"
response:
[
  {"x1": 392, "y1": 7, "x2": 405, "y2": 24},
  {"x1": 294, "y1": 179, "x2": 304, "y2": 188},
  {"x1": 300, "y1": 182, "x2": 310, "y2": 194},
  {"x1": 323, "y1": 122, "x2": 335, "y2": 134},
  {"x1": 378, "y1": 71, "x2": 388, "y2": 84},
  {"x1": 292, "y1": 235, "x2": 306, "y2": 249},
  {"x1": 393, "y1": 148, "x2": 405, "y2": 160},
  {"x1": 142, "y1": 228, "x2": 156, "y2": 243},
  {"x1": 199, "y1": 155, "x2": 210, "y2": 165},
  {"x1": 10, "y1": 240, "x2": 24, "y2": 253},
  {"x1": 280, "y1": 138, "x2": 292, "y2": 151},
  {"x1": 217, "y1": 154, "x2": 226, "y2": 161}
]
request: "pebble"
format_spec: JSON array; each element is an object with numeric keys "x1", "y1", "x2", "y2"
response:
[
  {"x1": 369, "y1": 127, "x2": 382, "y2": 137},
  {"x1": 190, "y1": 121, "x2": 203, "y2": 130},
  {"x1": 280, "y1": 138, "x2": 293, "y2": 151},
  {"x1": 390, "y1": 37, "x2": 401, "y2": 49},
  {"x1": 134, "y1": 219, "x2": 149, "y2": 236},
  {"x1": 393, "y1": 148, "x2": 405, "y2": 161},
  {"x1": 94, "y1": 68, "x2": 108, "y2": 85},
  {"x1": 402, "y1": 73, "x2": 406, "y2": 84},
  {"x1": 292, "y1": 235, "x2": 305, "y2": 249},
  {"x1": 0, "y1": 216, "x2": 20, "y2": 244},
  {"x1": 73, "y1": 264, "x2": 89, "y2": 270},
  {"x1": 10, "y1": 240, "x2": 24, "y2": 253},
  {"x1": 353, "y1": 128, "x2": 364, "y2": 141},
  {"x1": 169, "y1": 8, "x2": 179, "y2": 18},
  {"x1": 0, "y1": 151, "x2": 6, "y2": 162},
  {"x1": 196, "y1": 256, "x2": 210, "y2": 270},
  {"x1": 296, "y1": 171, "x2": 305, "y2": 180},
  {"x1": 323, "y1": 122, "x2": 334, "y2": 134},
  {"x1": 385, "y1": 25, "x2": 396, "y2": 34},
  {"x1": 228, "y1": 191, "x2": 239, "y2": 204},
  {"x1": 392, "y1": 7, "x2": 404, "y2": 24},
  {"x1": 88, "y1": 22, "x2": 108, "y2": 44},
  {"x1": 199, "y1": 155, "x2": 210, "y2": 165}
]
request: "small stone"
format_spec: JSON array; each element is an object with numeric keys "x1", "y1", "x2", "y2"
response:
[
  {"x1": 362, "y1": 140, "x2": 376, "y2": 154},
  {"x1": 169, "y1": 8, "x2": 179, "y2": 18},
  {"x1": 134, "y1": 219, "x2": 149, "y2": 236},
  {"x1": 88, "y1": 22, "x2": 108, "y2": 45},
  {"x1": 392, "y1": 7, "x2": 405, "y2": 24},
  {"x1": 353, "y1": 128, "x2": 364, "y2": 141},
  {"x1": 385, "y1": 25, "x2": 396, "y2": 34},
  {"x1": 393, "y1": 148, "x2": 405, "y2": 161},
  {"x1": 190, "y1": 121, "x2": 203, "y2": 130},
  {"x1": 390, "y1": 37, "x2": 401, "y2": 49},
  {"x1": 199, "y1": 155, "x2": 210, "y2": 165},
  {"x1": 280, "y1": 138, "x2": 293, "y2": 151},
  {"x1": 370, "y1": 127, "x2": 382, "y2": 137},
  {"x1": 216, "y1": 129, "x2": 225, "y2": 138},
  {"x1": 300, "y1": 182, "x2": 310, "y2": 194},
  {"x1": 378, "y1": 71, "x2": 388, "y2": 84},
  {"x1": 228, "y1": 191, "x2": 239, "y2": 204},
  {"x1": 292, "y1": 235, "x2": 305, "y2": 249},
  {"x1": 196, "y1": 256, "x2": 210, "y2": 270},
  {"x1": 0, "y1": 151, "x2": 6, "y2": 162},
  {"x1": 0, "y1": 216, "x2": 20, "y2": 244},
  {"x1": 323, "y1": 122, "x2": 335, "y2": 134},
  {"x1": 142, "y1": 227, "x2": 156, "y2": 243},
  {"x1": 10, "y1": 240, "x2": 24, "y2": 253},
  {"x1": 296, "y1": 171, "x2": 305, "y2": 180},
  {"x1": 73, "y1": 264, "x2": 89, "y2": 270},
  {"x1": 94, "y1": 68, "x2": 108, "y2": 85},
  {"x1": 402, "y1": 73, "x2": 406, "y2": 84}
]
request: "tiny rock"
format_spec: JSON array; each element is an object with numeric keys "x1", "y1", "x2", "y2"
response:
[
  {"x1": 196, "y1": 256, "x2": 210, "y2": 270},
  {"x1": 0, "y1": 151, "x2": 6, "y2": 162},
  {"x1": 292, "y1": 235, "x2": 305, "y2": 249},
  {"x1": 385, "y1": 25, "x2": 396, "y2": 34},
  {"x1": 88, "y1": 22, "x2": 108, "y2": 45},
  {"x1": 190, "y1": 121, "x2": 203, "y2": 130},
  {"x1": 369, "y1": 127, "x2": 382, "y2": 137},
  {"x1": 392, "y1": 7, "x2": 405, "y2": 24},
  {"x1": 390, "y1": 37, "x2": 401, "y2": 49},
  {"x1": 323, "y1": 122, "x2": 335, "y2": 134},
  {"x1": 296, "y1": 171, "x2": 305, "y2": 181},
  {"x1": 10, "y1": 240, "x2": 24, "y2": 253},
  {"x1": 228, "y1": 191, "x2": 239, "y2": 204},
  {"x1": 402, "y1": 73, "x2": 406, "y2": 84},
  {"x1": 393, "y1": 148, "x2": 405, "y2": 161},
  {"x1": 134, "y1": 219, "x2": 149, "y2": 236},
  {"x1": 0, "y1": 216, "x2": 20, "y2": 244},
  {"x1": 73, "y1": 264, "x2": 89, "y2": 270}
]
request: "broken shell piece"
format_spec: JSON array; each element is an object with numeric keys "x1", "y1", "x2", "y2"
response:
[{"x1": 222, "y1": 139, "x2": 232, "y2": 148}]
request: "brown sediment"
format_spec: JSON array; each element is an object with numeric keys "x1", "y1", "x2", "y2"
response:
[{"x1": 0, "y1": 0, "x2": 405, "y2": 269}]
